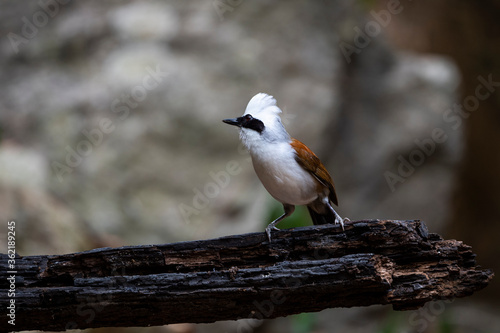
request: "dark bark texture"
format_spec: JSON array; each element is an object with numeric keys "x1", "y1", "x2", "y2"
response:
[{"x1": 0, "y1": 220, "x2": 493, "y2": 332}]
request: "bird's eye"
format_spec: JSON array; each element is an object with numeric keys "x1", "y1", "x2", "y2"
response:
[{"x1": 245, "y1": 114, "x2": 253, "y2": 121}]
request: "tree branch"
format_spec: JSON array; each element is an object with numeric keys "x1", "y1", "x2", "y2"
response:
[{"x1": 0, "y1": 220, "x2": 493, "y2": 332}]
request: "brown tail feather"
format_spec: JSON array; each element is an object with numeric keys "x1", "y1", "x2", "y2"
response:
[{"x1": 307, "y1": 205, "x2": 335, "y2": 225}]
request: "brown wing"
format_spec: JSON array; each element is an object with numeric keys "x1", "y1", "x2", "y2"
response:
[{"x1": 290, "y1": 138, "x2": 338, "y2": 206}]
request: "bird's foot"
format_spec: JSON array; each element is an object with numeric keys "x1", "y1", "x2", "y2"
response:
[
  {"x1": 334, "y1": 216, "x2": 349, "y2": 231},
  {"x1": 264, "y1": 206, "x2": 293, "y2": 243},
  {"x1": 341, "y1": 217, "x2": 350, "y2": 231},
  {"x1": 265, "y1": 225, "x2": 280, "y2": 243}
]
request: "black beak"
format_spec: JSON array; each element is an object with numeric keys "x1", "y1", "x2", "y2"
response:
[{"x1": 222, "y1": 118, "x2": 241, "y2": 127}]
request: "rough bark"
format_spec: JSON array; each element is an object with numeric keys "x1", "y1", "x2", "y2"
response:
[{"x1": 0, "y1": 220, "x2": 493, "y2": 332}]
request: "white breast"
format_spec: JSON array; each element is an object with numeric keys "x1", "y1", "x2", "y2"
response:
[{"x1": 250, "y1": 142, "x2": 318, "y2": 206}]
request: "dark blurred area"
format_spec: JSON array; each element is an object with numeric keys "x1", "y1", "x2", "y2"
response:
[{"x1": 0, "y1": 0, "x2": 498, "y2": 332}]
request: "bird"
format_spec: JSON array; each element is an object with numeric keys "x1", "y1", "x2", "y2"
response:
[{"x1": 222, "y1": 93, "x2": 348, "y2": 242}]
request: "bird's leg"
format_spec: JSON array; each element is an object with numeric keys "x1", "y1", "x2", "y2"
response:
[
  {"x1": 265, "y1": 204, "x2": 295, "y2": 242},
  {"x1": 325, "y1": 200, "x2": 349, "y2": 231}
]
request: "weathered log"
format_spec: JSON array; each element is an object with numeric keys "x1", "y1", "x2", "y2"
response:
[{"x1": 0, "y1": 219, "x2": 493, "y2": 332}]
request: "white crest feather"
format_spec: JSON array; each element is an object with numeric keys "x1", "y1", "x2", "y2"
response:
[
  {"x1": 243, "y1": 93, "x2": 282, "y2": 116},
  {"x1": 239, "y1": 93, "x2": 290, "y2": 149}
]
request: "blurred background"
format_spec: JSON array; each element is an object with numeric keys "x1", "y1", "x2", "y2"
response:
[{"x1": 1, "y1": 0, "x2": 499, "y2": 332}]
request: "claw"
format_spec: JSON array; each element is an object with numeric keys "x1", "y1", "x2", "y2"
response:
[
  {"x1": 265, "y1": 225, "x2": 281, "y2": 242},
  {"x1": 264, "y1": 204, "x2": 295, "y2": 243},
  {"x1": 335, "y1": 216, "x2": 345, "y2": 231},
  {"x1": 333, "y1": 215, "x2": 350, "y2": 232},
  {"x1": 265, "y1": 227, "x2": 273, "y2": 243},
  {"x1": 325, "y1": 200, "x2": 348, "y2": 232}
]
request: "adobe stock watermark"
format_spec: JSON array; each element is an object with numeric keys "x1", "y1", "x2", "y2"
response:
[
  {"x1": 178, "y1": 154, "x2": 245, "y2": 224},
  {"x1": 212, "y1": 0, "x2": 244, "y2": 21},
  {"x1": 408, "y1": 299, "x2": 454, "y2": 333},
  {"x1": 64, "y1": 267, "x2": 134, "y2": 330},
  {"x1": 6, "y1": 221, "x2": 17, "y2": 327},
  {"x1": 236, "y1": 247, "x2": 340, "y2": 333},
  {"x1": 339, "y1": 0, "x2": 407, "y2": 64},
  {"x1": 51, "y1": 65, "x2": 168, "y2": 182},
  {"x1": 7, "y1": 0, "x2": 71, "y2": 54},
  {"x1": 236, "y1": 278, "x2": 296, "y2": 333},
  {"x1": 385, "y1": 74, "x2": 500, "y2": 192}
]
